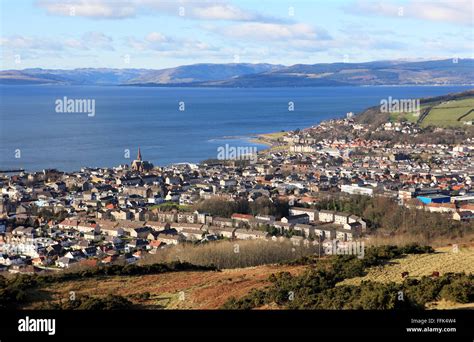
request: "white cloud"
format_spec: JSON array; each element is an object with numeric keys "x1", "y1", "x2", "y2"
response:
[
  {"x1": 219, "y1": 23, "x2": 332, "y2": 41},
  {"x1": 189, "y1": 4, "x2": 255, "y2": 21},
  {"x1": 1, "y1": 35, "x2": 64, "y2": 50},
  {"x1": 410, "y1": 0, "x2": 473, "y2": 25},
  {"x1": 82, "y1": 31, "x2": 114, "y2": 49},
  {"x1": 124, "y1": 32, "x2": 215, "y2": 53},
  {"x1": 1, "y1": 32, "x2": 114, "y2": 51},
  {"x1": 145, "y1": 32, "x2": 168, "y2": 43},
  {"x1": 36, "y1": 0, "x2": 282, "y2": 22},
  {"x1": 348, "y1": 0, "x2": 473, "y2": 26},
  {"x1": 37, "y1": 0, "x2": 136, "y2": 19}
]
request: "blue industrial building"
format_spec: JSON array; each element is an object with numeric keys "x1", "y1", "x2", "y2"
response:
[{"x1": 416, "y1": 194, "x2": 451, "y2": 204}]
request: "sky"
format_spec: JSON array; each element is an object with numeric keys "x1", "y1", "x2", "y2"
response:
[{"x1": 0, "y1": 0, "x2": 473, "y2": 69}]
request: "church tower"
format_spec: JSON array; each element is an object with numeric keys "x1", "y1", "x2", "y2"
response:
[
  {"x1": 137, "y1": 147, "x2": 142, "y2": 161},
  {"x1": 131, "y1": 147, "x2": 153, "y2": 173}
]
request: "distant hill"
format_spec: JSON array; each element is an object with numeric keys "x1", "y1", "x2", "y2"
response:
[
  {"x1": 204, "y1": 59, "x2": 474, "y2": 87},
  {"x1": 0, "y1": 64, "x2": 282, "y2": 86},
  {"x1": 126, "y1": 63, "x2": 283, "y2": 85},
  {"x1": 1, "y1": 59, "x2": 473, "y2": 87},
  {"x1": 0, "y1": 68, "x2": 150, "y2": 85}
]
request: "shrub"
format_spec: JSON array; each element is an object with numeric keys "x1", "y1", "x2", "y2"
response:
[
  {"x1": 0, "y1": 261, "x2": 217, "y2": 309},
  {"x1": 440, "y1": 275, "x2": 474, "y2": 304},
  {"x1": 77, "y1": 295, "x2": 133, "y2": 310},
  {"x1": 399, "y1": 244, "x2": 435, "y2": 255},
  {"x1": 130, "y1": 292, "x2": 151, "y2": 301},
  {"x1": 48, "y1": 294, "x2": 134, "y2": 310},
  {"x1": 221, "y1": 246, "x2": 471, "y2": 310},
  {"x1": 402, "y1": 276, "x2": 446, "y2": 306}
]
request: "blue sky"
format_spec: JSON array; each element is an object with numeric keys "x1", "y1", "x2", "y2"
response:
[{"x1": 0, "y1": 0, "x2": 473, "y2": 69}]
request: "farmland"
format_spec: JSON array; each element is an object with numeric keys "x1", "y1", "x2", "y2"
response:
[
  {"x1": 386, "y1": 90, "x2": 474, "y2": 128},
  {"x1": 391, "y1": 96, "x2": 474, "y2": 127},
  {"x1": 421, "y1": 98, "x2": 474, "y2": 127}
]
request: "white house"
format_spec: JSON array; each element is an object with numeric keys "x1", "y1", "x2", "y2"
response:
[
  {"x1": 289, "y1": 207, "x2": 319, "y2": 221},
  {"x1": 318, "y1": 210, "x2": 335, "y2": 223},
  {"x1": 334, "y1": 212, "x2": 351, "y2": 225}
]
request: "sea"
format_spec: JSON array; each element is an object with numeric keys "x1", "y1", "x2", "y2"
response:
[{"x1": 0, "y1": 85, "x2": 472, "y2": 172}]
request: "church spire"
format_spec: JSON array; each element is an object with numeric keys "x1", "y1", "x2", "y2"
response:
[{"x1": 137, "y1": 147, "x2": 142, "y2": 161}]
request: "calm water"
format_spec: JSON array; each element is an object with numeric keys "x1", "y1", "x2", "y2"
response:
[{"x1": 0, "y1": 85, "x2": 472, "y2": 172}]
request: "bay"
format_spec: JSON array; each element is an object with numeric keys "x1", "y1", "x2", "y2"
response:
[{"x1": 0, "y1": 85, "x2": 471, "y2": 172}]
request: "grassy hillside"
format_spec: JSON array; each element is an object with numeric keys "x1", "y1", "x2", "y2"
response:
[
  {"x1": 357, "y1": 89, "x2": 474, "y2": 128},
  {"x1": 338, "y1": 245, "x2": 474, "y2": 310},
  {"x1": 22, "y1": 264, "x2": 306, "y2": 310},
  {"x1": 389, "y1": 94, "x2": 474, "y2": 127},
  {"x1": 222, "y1": 245, "x2": 473, "y2": 310},
  {"x1": 420, "y1": 98, "x2": 474, "y2": 127},
  {"x1": 7, "y1": 245, "x2": 471, "y2": 310},
  {"x1": 340, "y1": 245, "x2": 474, "y2": 286}
]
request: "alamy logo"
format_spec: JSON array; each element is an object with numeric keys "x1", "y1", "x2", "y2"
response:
[
  {"x1": 217, "y1": 144, "x2": 257, "y2": 164},
  {"x1": 380, "y1": 96, "x2": 420, "y2": 115},
  {"x1": 18, "y1": 316, "x2": 56, "y2": 335},
  {"x1": 324, "y1": 240, "x2": 365, "y2": 259},
  {"x1": 55, "y1": 96, "x2": 95, "y2": 117}
]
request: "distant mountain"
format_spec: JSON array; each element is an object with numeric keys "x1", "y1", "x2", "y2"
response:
[
  {"x1": 0, "y1": 68, "x2": 149, "y2": 85},
  {"x1": 202, "y1": 59, "x2": 474, "y2": 87},
  {"x1": 1, "y1": 59, "x2": 472, "y2": 87},
  {"x1": 0, "y1": 64, "x2": 282, "y2": 86},
  {"x1": 126, "y1": 63, "x2": 283, "y2": 85}
]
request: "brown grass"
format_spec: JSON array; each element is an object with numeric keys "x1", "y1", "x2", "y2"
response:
[
  {"x1": 24, "y1": 264, "x2": 306, "y2": 310},
  {"x1": 426, "y1": 299, "x2": 474, "y2": 310}
]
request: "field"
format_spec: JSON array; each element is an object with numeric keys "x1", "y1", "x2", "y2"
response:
[
  {"x1": 337, "y1": 245, "x2": 474, "y2": 309},
  {"x1": 390, "y1": 104, "x2": 427, "y2": 123},
  {"x1": 421, "y1": 98, "x2": 474, "y2": 127},
  {"x1": 390, "y1": 97, "x2": 474, "y2": 127},
  {"x1": 23, "y1": 264, "x2": 306, "y2": 310},
  {"x1": 340, "y1": 245, "x2": 474, "y2": 286}
]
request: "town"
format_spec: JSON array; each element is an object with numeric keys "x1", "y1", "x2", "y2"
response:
[{"x1": 0, "y1": 116, "x2": 473, "y2": 273}]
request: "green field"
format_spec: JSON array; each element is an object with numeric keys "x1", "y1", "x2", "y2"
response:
[
  {"x1": 464, "y1": 110, "x2": 474, "y2": 121},
  {"x1": 421, "y1": 98, "x2": 474, "y2": 127},
  {"x1": 390, "y1": 105, "x2": 426, "y2": 123},
  {"x1": 390, "y1": 97, "x2": 474, "y2": 127}
]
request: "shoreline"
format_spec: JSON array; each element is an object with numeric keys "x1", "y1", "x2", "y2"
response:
[{"x1": 248, "y1": 131, "x2": 289, "y2": 154}]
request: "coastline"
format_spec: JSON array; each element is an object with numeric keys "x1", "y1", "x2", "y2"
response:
[{"x1": 249, "y1": 131, "x2": 289, "y2": 154}]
